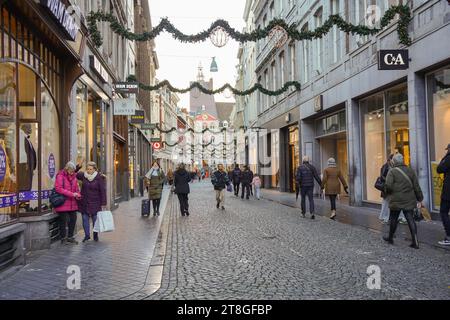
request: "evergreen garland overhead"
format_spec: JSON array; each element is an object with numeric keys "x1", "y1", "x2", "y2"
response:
[
  {"x1": 161, "y1": 140, "x2": 234, "y2": 148},
  {"x1": 87, "y1": 5, "x2": 412, "y2": 47},
  {"x1": 155, "y1": 124, "x2": 246, "y2": 134},
  {"x1": 140, "y1": 80, "x2": 300, "y2": 96}
]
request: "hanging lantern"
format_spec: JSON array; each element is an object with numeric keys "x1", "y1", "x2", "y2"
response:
[
  {"x1": 210, "y1": 26, "x2": 229, "y2": 47},
  {"x1": 268, "y1": 25, "x2": 288, "y2": 49}
]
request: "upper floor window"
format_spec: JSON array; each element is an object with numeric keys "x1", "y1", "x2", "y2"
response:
[
  {"x1": 301, "y1": 24, "x2": 309, "y2": 83},
  {"x1": 330, "y1": 0, "x2": 342, "y2": 64},
  {"x1": 314, "y1": 7, "x2": 323, "y2": 74},
  {"x1": 279, "y1": 51, "x2": 285, "y2": 86},
  {"x1": 289, "y1": 43, "x2": 296, "y2": 81},
  {"x1": 270, "y1": 2, "x2": 275, "y2": 21},
  {"x1": 271, "y1": 61, "x2": 277, "y2": 105}
]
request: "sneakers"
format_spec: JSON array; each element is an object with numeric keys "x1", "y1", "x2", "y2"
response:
[
  {"x1": 82, "y1": 236, "x2": 90, "y2": 243},
  {"x1": 221, "y1": 206, "x2": 225, "y2": 210},
  {"x1": 301, "y1": 212, "x2": 306, "y2": 218},
  {"x1": 216, "y1": 202, "x2": 220, "y2": 209},
  {"x1": 311, "y1": 214, "x2": 315, "y2": 220},
  {"x1": 330, "y1": 210, "x2": 336, "y2": 220},
  {"x1": 93, "y1": 232, "x2": 99, "y2": 242},
  {"x1": 438, "y1": 238, "x2": 450, "y2": 246},
  {"x1": 398, "y1": 219, "x2": 407, "y2": 225},
  {"x1": 383, "y1": 236, "x2": 394, "y2": 244}
]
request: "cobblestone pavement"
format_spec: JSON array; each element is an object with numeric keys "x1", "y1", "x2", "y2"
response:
[
  {"x1": 148, "y1": 180, "x2": 450, "y2": 300},
  {"x1": 0, "y1": 189, "x2": 170, "y2": 300}
]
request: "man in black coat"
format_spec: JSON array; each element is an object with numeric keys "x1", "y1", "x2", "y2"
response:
[
  {"x1": 240, "y1": 165, "x2": 253, "y2": 200},
  {"x1": 231, "y1": 164, "x2": 242, "y2": 197},
  {"x1": 174, "y1": 163, "x2": 192, "y2": 216},
  {"x1": 295, "y1": 156, "x2": 321, "y2": 219},
  {"x1": 437, "y1": 144, "x2": 450, "y2": 246},
  {"x1": 211, "y1": 164, "x2": 230, "y2": 210}
]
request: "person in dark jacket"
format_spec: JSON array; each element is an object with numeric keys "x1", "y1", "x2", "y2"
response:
[
  {"x1": 295, "y1": 156, "x2": 321, "y2": 219},
  {"x1": 174, "y1": 163, "x2": 191, "y2": 216},
  {"x1": 76, "y1": 161, "x2": 106, "y2": 242},
  {"x1": 240, "y1": 165, "x2": 253, "y2": 200},
  {"x1": 437, "y1": 143, "x2": 450, "y2": 246},
  {"x1": 211, "y1": 164, "x2": 230, "y2": 210},
  {"x1": 231, "y1": 164, "x2": 242, "y2": 197},
  {"x1": 383, "y1": 153, "x2": 423, "y2": 249},
  {"x1": 145, "y1": 161, "x2": 165, "y2": 216}
]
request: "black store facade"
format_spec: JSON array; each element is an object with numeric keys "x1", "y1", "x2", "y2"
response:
[{"x1": 0, "y1": 0, "x2": 84, "y2": 269}]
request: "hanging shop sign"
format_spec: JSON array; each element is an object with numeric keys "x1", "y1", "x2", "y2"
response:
[
  {"x1": 151, "y1": 138, "x2": 161, "y2": 142},
  {"x1": 48, "y1": 153, "x2": 56, "y2": 179},
  {"x1": 114, "y1": 82, "x2": 139, "y2": 94},
  {"x1": 152, "y1": 142, "x2": 162, "y2": 150},
  {"x1": 113, "y1": 97, "x2": 137, "y2": 115},
  {"x1": 90, "y1": 55, "x2": 110, "y2": 83},
  {"x1": 40, "y1": 0, "x2": 80, "y2": 41},
  {"x1": 0, "y1": 145, "x2": 6, "y2": 182},
  {"x1": 141, "y1": 123, "x2": 156, "y2": 130},
  {"x1": 378, "y1": 50, "x2": 409, "y2": 70},
  {"x1": 314, "y1": 95, "x2": 323, "y2": 112},
  {"x1": 130, "y1": 110, "x2": 145, "y2": 124}
]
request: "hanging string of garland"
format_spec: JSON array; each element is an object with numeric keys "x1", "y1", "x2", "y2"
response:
[
  {"x1": 87, "y1": 5, "x2": 411, "y2": 47},
  {"x1": 161, "y1": 140, "x2": 235, "y2": 148},
  {"x1": 139, "y1": 80, "x2": 300, "y2": 96},
  {"x1": 155, "y1": 124, "x2": 245, "y2": 134}
]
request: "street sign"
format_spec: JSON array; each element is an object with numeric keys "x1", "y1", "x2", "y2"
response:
[
  {"x1": 113, "y1": 97, "x2": 136, "y2": 115},
  {"x1": 378, "y1": 50, "x2": 409, "y2": 70},
  {"x1": 152, "y1": 142, "x2": 162, "y2": 150},
  {"x1": 130, "y1": 110, "x2": 145, "y2": 124},
  {"x1": 151, "y1": 137, "x2": 161, "y2": 142},
  {"x1": 114, "y1": 82, "x2": 139, "y2": 94},
  {"x1": 141, "y1": 123, "x2": 157, "y2": 130}
]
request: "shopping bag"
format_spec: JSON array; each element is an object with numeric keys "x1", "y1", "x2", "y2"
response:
[
  {"x1": 93, "y1": 211, "x2": 115, "y2": 233},
  {"x1": 226, "y1": 184, "x2": 232, "y2": 192},
  {"x1": 420, "y1": 206, "x2": 432, "y2": 222}
]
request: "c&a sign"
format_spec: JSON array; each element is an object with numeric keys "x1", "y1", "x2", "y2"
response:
[{"x1": 378, "y1": 50, "x2": 409, "y2": 70}]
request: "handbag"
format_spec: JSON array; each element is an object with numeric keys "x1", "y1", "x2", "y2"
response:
[
  {"x1": 420, "y1": 206, "x2": 432, "y2": 221},
  {"x1": 49, "y1": 175, "x2": 66, "y2": 208},
  {"x1": 93, "y1": 211, "x2": 115, "y2": 233},
  {"x1": 374, "y1": 176, "x2": 385, "y2": 192},
  {"x1": 413, "y1": 207, "x2": 424, "y2": 222},
  {"x1": 226, "y1": 184, "x2": 232, "y2": 192}
]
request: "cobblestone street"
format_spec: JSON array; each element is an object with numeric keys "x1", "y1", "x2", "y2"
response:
[{"x1": 0, "y1": 181, "x2": 449, "y2": 300}]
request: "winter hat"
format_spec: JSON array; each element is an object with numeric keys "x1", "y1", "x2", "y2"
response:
[
  {"x1": 327, "y1": 158, "x2": 336, "y2": 167},
  {"x1": 393, "y1": 153, "x2": 404, "y2": 165}
]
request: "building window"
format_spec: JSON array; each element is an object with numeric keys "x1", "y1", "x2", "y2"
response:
[
  {"x1": 271, "y1": 61, "x2": 276, "y2": 105},
  {"x1": 270, "y1": 2, "x2": 275, "y2": 20},
  {"x1": 279, "y1": 51, "x2": 285, "y2": 86},
  {"x1": 314, "y1": 7, "x2": 323, "y2": 74},
  {"x1": 271, "y1": 129, "x2": 280, "y2": 188},
  {"x1": 264, "y1": 69, "x2": 269, "y2": 110},
  {"x1": 427, "y1": 66, "x2": 450, "y2": 211},
  {"x1": 301, "y1": 24, "x2": 309, "y2": 83},
  {"x1": 353, "y1": 0, "x2": 372, "y2": 47},
  {"x1": 330, "y1": 0, "x2": 342, "y2": 64},
  {"x1": 289, "y1": 43, "x2": 296, "y2": 81}
]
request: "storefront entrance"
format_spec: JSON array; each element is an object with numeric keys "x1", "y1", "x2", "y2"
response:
[{"x1": 288, "y1": 125, "x2": 299, "y2": 193}]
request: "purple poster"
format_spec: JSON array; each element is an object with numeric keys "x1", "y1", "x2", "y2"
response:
[
  {"x1": 48, "y1": 153, "x2": 56, "y2": 179},
  {"x1": 0, "y1": 145, "x2": 6, "y2": 182}
]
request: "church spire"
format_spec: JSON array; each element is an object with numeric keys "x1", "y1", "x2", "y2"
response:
[{"x1": 197, "y1": 62, "x2": 204, "y2": 81}]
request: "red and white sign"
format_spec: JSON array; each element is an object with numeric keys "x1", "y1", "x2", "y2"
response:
[{"x1": 152, "y1": 142, "x2": 161, "y2": 150}]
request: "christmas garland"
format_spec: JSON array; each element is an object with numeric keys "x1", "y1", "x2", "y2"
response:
[
  {"x1": 87, "y1": 5, "x2": 411, "y2": 47},
  {"x1": 140, "y1": 80, "x2": 300, "y2": 96},
  {"x1": 160, "y1": 140, "x2": 234, "y2": 148},
  {"x1": 155, "y1": 124, "x2": 244, "y2": 134}
]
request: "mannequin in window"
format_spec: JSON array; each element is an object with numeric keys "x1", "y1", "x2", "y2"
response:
[{"x1": 18, "y1": 123, "x2": 37, "y2": 192}]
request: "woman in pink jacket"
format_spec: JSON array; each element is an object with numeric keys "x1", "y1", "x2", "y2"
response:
[{"x1": 54, "y1": 161, "x2": 81, "y2": 244}]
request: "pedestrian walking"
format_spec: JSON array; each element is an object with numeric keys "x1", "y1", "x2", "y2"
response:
[
  {"x1": 252, "y1": 174, "x2": 262, "y2": 200},
  {"x1": 76, "y1": 161, "x2": 106, "y2": 242},
  {"x1": 296, "y1": 156, "x2": 322, "y2": 219},
  {"x1": 211, "y1": 164, "x2": 230, "y2": 210},
  {"x1": 145, "y1": 160, "x2": 165, "y2": 216},
  {"x1": 167, "y1": 168, "x2": 174, "y2": 186},
  {"x1": 383, "y1": 153, "x2": 423, "y2": 249},
  {"x1": 321, "y1": 158, "x2": 348, "y2": 220},
  {"x1": 378, "y1": 155, "x2": 407, "y2": 224},
  {"x1": 174, "y1": 163, "x2": 191, "y2": 216},
  {"x1": 437, "y1": 143, "x2": 450, "y2": 246},
  {"x1": 240, "y1": 165, "x2": 253, "y2": 200},
  {"x1": 54, "y1": 161, "x2": 81, "y2": 245},
  {"x1": 232, "y1": 164, "x2": 242, "y2": 197}
]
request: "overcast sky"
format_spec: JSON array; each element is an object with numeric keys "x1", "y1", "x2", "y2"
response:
[{"x1": 148, "y1": 0, "x2": 246, "y2": 110}]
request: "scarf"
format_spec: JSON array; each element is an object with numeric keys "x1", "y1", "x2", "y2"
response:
[
  {"x1": 84, "y1": 171, "x2": 98, "y2": 182},
  {"x1": 145, "y1": 168, "x2": 160, "y2": 179}
]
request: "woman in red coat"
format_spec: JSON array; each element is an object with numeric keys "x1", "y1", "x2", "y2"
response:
[
  {"x1": 76, "y1": 161, "x2": 107, "y2": 242},
  {"x1": 54, "y1": 161, "x2": 81, "y2": 244}
]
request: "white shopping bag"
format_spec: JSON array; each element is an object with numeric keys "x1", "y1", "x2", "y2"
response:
[{"x1": 93, "y1": 211, "x2": 115, "y2": 233}]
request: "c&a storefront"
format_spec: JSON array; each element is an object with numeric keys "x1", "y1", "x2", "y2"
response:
[{"x1": 0, "y1": 0, "x2": 83, "y2": 269}]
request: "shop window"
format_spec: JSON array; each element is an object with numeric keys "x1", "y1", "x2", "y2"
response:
[
  {"x1": 75, "y1": 82, "x2": 87, "y2": 165},
  {"x1": 0, "y1": 62, "x2": 17, "y2": 224},
  {"x1": 361, "y1": 94, "x2": 385, "y2": 202},
  {"x1": 386, "y1": 85, "x2": 409, "y2": 165},
  {"x1": 18, "y1": 64, "x2": 37, "y2": 120},
  {"x1": 427, "y1": 66, "x2": 450, "y2": 211},
  {"x1": 271, "y1": 129, "x2": 280, "y2": 188}
]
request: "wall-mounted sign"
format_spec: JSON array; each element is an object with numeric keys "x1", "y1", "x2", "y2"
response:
[
  {"x1": 90, "y1": 55, "x2": 109, "y2": 83},
  {"x1": 378, "y1": 50, "x2": 409, "y2": 70},
  {"x1": 48, "y1": 153, "x2": 56, "y2": 179},
  {"x1": 113, "y1": 97, "x2": 137, "y2": 115},
  {"x1": 141, "y1": 123, "x2": 156, "y2": 130},
  {"x1": 285, "y1": 113, "x2": 291, "y2": 123},
  {"x1": 114, "y1": 82, "x2": 139, "y2": 94},
  {"x1": 0, "y1": 145, "x2": 6, "y2": 182},
  {"x1": 151, "y1": 137, "x2": 161, "y2": 142},
  {"x1": 152, "y1": 142, "x2": 161, "y2": 150},
  {"x1": 314, "y1": 95, "x2": 323, "y2": 112},
  {"x1": 40, "y1": 0, "x2": 80, "y2": 41},
  {"x1": 130, "y1": 110, "x2": 145, "y2": 124}
]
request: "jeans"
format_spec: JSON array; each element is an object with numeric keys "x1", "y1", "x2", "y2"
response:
[
  {"x1": 329, "y1": 195, "x2": 337, "y2": 211},
  {"x1": 82, "y1": 213, "x2": 98, "y2": 239},
  {"x1": 388, "y1": 209, "x2": 418, "y2": 245},
  {"x1": 300, "y1": 186, "x2": 314, "y2": 214},
  {"x1": 241, "y1": 183, "x2": 251, "y2": 199},
  {"x1": 440, "y1": 200, "x2": 450, "y2": 237},
  {"x1": 233, "y1": 182, "x2": 240, "y2": 196},
  {"x1": 255, "y1": 186, "x2": 261, "y2": 199},
  {"x1": 177, "y1": 193, "x2": 189, "y2": 214},
  {"x1": 216, "y1": 189, "x2": 225, "y2": 207},
  {"x1": 59, "y1": 211, "x2": 77, "y2": 239},
  {"x1": 152, "y1": 199, "x2": 161, "y2": 213}
]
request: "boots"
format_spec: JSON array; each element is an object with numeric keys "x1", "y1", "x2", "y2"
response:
[
  {"x1": 383, "y1": 216, "x2": 399, "y2": 245},
  {"x1": 330, "y1": 210, "x2": 336, "y2": 220}
]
